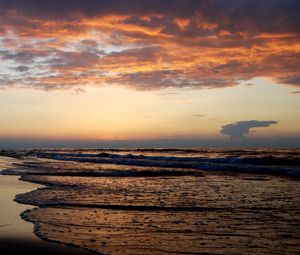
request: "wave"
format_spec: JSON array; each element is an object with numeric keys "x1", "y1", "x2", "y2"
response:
[
  {"x1": 1, "y1": 149, "x2": 300, "y2": 178},
  {"x1": 33, "y1": 151, "x2": 300, "y2": 178},
  {"x1": 1, "y1": 151, "x2": 299, "y2": 255}
]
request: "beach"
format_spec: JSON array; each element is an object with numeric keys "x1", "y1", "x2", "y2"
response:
[
  {"x1": 0, "y1": 149, "x2": 300, "y2": 255},
  {"x1": 0, "y1": 156, "x2": 91, "y2": 255},
  {"x1": 1, "y1": 1, "x2": 299, "y2": 254}
]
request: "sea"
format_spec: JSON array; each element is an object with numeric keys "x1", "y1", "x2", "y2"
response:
[{"x1": 0, "y1": 148, "x2": 299, "y2": 255}]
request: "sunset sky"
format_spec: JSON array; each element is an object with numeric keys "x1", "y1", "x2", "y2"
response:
[{"x1": 0, "y1": 0, "x2": 299, "y2": 147}]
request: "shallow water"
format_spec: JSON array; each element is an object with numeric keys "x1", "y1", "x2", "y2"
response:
[
  {"x1": 0, "y1": 157, "x2": 40, "y2": 239},
  {"x1": 23, "y1": 206, "x2": 300, "y2": 255},
  {"x1": 1, "y1": 149, "x2": 300, "y2": 254},
  {"x1": 0, "y1": 156, "x2": 92, "y2": 255}
]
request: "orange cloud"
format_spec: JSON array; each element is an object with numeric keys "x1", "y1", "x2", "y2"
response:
[{"x1": 0, "y1": 0, "x2": 299, "y2": 90}]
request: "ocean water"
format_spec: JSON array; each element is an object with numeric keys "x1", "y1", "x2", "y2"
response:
[{"x1": 0, "y1": 148, "x2": 300, "y2": 254}]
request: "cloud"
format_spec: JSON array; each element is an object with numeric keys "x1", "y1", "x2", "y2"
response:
[
  {"x1": 278, "y1": 76, "x2": 300, "y2": 86},
  {"x1": 191, "y1": 114, "x2": 205, "y2": 117},
  {"x1": 1, "y1": 135, "x2": 300, "y2": 148},
  {"x1": 290, "y1": 91, "x2": 300, "y2": 94},
  {"x1": 0, "y1": 0, "x2": 299, "y2": 33},
  {"x1": 0, "y1": 0, "x2": 299, "y2": 91},
  {"x1": 220, "y1": 120, "x2": 278, "y2": 139},
  {"x1": 12, "y1": 65, "x2": 29, "y2": 72}
]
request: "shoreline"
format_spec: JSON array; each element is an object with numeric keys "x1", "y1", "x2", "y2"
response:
[
  {"x1": 0, "y1": 156, "x2": 91, "y2": 255},
  {"x1": 1, "y1": 151, "x2": 299, "y2": 254}
]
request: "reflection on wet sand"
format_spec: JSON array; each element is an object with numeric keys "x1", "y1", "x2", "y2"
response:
[
  {"x1": 0, "y1": 157, "x2": 91, "y2": 255},
  {"x1": 22, "y1": 206, "x2": 300, "y2": 255},
  {"x1": 1, "y1": 150, "x2": 300, "y2": 255},
  {"x1": 15, "y1": 169, "x2": 300, "y2": 254},
  {"x1": 0, "y1": 157, "x2": 41, "y2": 240}
]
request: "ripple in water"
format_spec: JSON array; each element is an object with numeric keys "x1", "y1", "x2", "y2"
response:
[{"x1": 1, "y1": 149, "x2": 300, "y2": 254}]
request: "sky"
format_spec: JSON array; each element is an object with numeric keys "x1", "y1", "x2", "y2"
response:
[{"x1": 0, "y1": 0, "x2": 299, "y2": 148}]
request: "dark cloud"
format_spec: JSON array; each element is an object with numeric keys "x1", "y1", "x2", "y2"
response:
[
  {"x1": 0, "y1": 0, "x2": 299, "y2": 33},
  {"x1": 0, "y1": 48, "x2": 51, "y2": 64},
  {"x1": 12, "y1": 65, "x2": 29, "y2": 72},
  {"x1": 106, "y1": 70, "x2": 237, "y2": 90},
  {"x1": 290, "y1": 91, "x2": 300, "y2": 94},
  {"x1": 1, "y1": 135, "x2": 300, "y2": 148},
  {"x1": 0, "y1": 50, "x2": 35, "y2": 64},
  {"x1": 99, "y1": 46, "x2": 162, "y2": 70},
  {"x1": 80, "y1": 39, "x2": 98, "y2": 47},
  {"x1": 221, "y1": 120, "x2": 278, "y2": 139},
  {"x1": 0, "y1": 0, "x2": 299, "y2": 91},
  {"x1": 277, "y1": 76, "x2": 300, "y2": 87},
  {"x1": 44, "y1": 50, "x2": 102, "y2": 70}
]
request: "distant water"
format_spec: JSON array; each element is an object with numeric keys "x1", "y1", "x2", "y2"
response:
[{"x1": 0, "y1": 148, "x2": 300, "y2": 255}]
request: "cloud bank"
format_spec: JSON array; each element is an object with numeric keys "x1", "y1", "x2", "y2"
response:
[
  {"x1": 0, "y1": 0, "x2": 299, "y2": 91},
  {"x1": 1, "y1": 135, "x2": 300, "y2": 149},
  {"x1": 221, "y1": 120, "x2": 278, "y2": 139}
]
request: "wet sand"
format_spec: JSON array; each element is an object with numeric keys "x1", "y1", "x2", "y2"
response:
[
  {"x1": 1, "y1": 151, "x2": 300, "y2": 255},
  {"x1": 0, "y1": 157, "x2": 91, "y2": 255}
]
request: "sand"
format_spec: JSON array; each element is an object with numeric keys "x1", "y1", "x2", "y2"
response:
[
  {"x1": 1, "y1": 151, "x2": 300, "y2": 255},
  {"x1": 0, "y1": 157, "x2": 91, "y2": 255}
]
